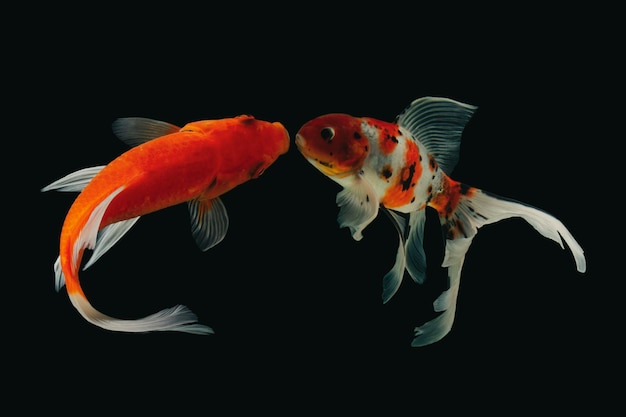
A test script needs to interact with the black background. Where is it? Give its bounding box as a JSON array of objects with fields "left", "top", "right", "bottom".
[{"left": 13, "top": 5, "right": 618, "bottom": 414}]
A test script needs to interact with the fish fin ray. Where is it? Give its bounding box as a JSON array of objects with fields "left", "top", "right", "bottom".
[
  {"left": 395, "top": 96, "right": 477, "bottom": 175},
  {"left": 65, "top": 185, "right": 213, "bottom": 335},
  {"left": 112, "top": 117, "right": 181, "bottom": 147},
  {"left": 54, "top": 256, "right": 65, "bottom": 292},
  {"left": 335, "top": 175, "right": 379, "bottom": 241},
  {"left": 405, "top": 210, "right": 428, "bottom": 284},
  {"left": 412, "top": 238, "right": 470, "bottom": 347},
  {"left": 188, "top": 196, "right": 229, "bottom": 251},
  {"left": 445, "top": 188, "right": 586, "bottom": 273},
  {"left": 83, "top": 216, "right": 141, "bottom": 270},
  {"left": 41, "top": 166, "right": 106, "bottom": 192},
  {"left": 380, "top": 208, "right": 408, "bottom": 303},
  {"left": 74, "top": 186, "right": 125, "bottom": 269},
  {"left": 69, "top": 293, "right": 214, "bottom": 334},
  {"left": 412, "top": 185, "right": 587, "bottom": 347}
]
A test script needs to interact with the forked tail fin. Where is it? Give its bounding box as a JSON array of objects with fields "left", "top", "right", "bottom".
[{"left": 411, "top": 185, "right": 586, "bottom": 347}]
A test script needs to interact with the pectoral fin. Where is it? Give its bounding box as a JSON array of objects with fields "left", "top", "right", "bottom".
[
  {"left": 188, "top": 196, "right": 229, "bottom": 251},
  {"left": 335, "top": 175, "right": 379, "bottom": 241}
]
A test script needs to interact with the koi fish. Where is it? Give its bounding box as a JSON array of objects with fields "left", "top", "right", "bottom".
[
  {"left": 295, "top": 97, "right": 586, "bottom": 347},
  {"left": 42, "top": 115, "right": 290, "bottom": 334}
]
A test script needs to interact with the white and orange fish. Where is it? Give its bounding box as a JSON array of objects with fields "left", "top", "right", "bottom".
[
  {"left": 42, "top": 115, "right": 290, "bottom": 334},
  {"left": 295, "top": 97, "right": 586, "bottom": 347}
]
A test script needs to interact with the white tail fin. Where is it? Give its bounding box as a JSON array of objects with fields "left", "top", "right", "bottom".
[
  {"left": 63, "top": 186, "right": 213, "bottom": 335},
  {"left": 451, "top": 189, "right": 586, "bottom": 273},
  {"left": 68, "top": 292, "right": 213, "bottom": 334},
  {"left": 411, "top": 187, "right": 586, "bottom": 347}
]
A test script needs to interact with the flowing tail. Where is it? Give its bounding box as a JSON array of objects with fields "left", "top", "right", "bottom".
[
  {"left": 58, "top": 186, "right": 213, "bottom": 335},
  {"left": 411, "top": 184, "right": 586, "bottom": 347}
]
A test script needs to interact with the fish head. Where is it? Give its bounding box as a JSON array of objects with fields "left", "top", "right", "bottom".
[
  {"left": 295, "top": 113, "right": 369, "bottom": 179},
  {"left": 233, "top": 115, "right": 290, "bottom": 178}
]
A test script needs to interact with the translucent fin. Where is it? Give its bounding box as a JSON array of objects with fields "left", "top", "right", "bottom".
[
  {"left": 69, "top": 293, "right": 214, "bottom": 335},
  {"left": 380, "top": 208, "right": 428, "bottom": 303},
  {"left": 411, "top": 183, "right": 587, "bottom": 347},
  {"left": 41, "top": 166, "right": 105, "bottom": 192},
  {"left": 54, "top": 256, "right": 65, "bottom": 292},
  {"left": 73, "top": 186, "right": 126, "bottom": 267},
  {"left": 446, "top": 188, "right": 586, "bottom": 273},
  {"left": 63, "top": 184, "right": 213, "bottom": 335},
  {"left": 405, "top": 210, "right": 428, "bottom": 284},
  {"left": 411, "top": 238, "right": 471, "bottom": 347},
  {"left": 112, "top": 117, "right": 181, "bottom": 148},
  {"left": 380, "top": 208, "right": 408, "bottom": 303},
  {"left": 395, "top": 96, "right": 477, "bottom": 175},
  {"left": 83, "top": 216, "right": 141, "bottom": 270},
  {"left": 335, "top": 175, "right": 379, "bottom": 241},
  {"left": 187, "top": 196, "right": 229, "bottom": 251}
]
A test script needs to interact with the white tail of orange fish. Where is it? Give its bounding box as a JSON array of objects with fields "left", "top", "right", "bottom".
[{"left": 58, "top": 185, "right": 213, "bottom": 335}]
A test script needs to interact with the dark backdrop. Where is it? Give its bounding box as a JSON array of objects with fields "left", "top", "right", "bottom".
[{"left": 13, "top": 5, "right": 617, "bottom": 414}]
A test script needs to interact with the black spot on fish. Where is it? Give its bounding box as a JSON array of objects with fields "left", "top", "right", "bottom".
[
  {"left": 400, "top": 162, "right": 416, "bottom": 191},
  {"left": 317, "top": 160, "right": 333, "bottom": 168},
  {"left": 429, "top": 155, "right": 437, "bottom": 170},
  {"left": 366, "top": 195, "right": 370, "bottom": 202},
  {"left": 381, "top": 166, "right": 392, "bottom": 179},
  {"left": 411, "top": 197, "right": 415, "bottom": 203},
  {"left": 473, "top": 210, "right": 488, "bottom": 220},
  {"left": 354, "top": 132, "right": 361, "bottom": 139},
  {"left": 364, "top": 145, "right": 368, "bottom": 151},
  {"left": 385, "top": 133, "right": 398, "bottom": 143}
]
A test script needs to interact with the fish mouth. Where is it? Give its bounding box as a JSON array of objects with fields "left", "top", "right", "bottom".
[
  {"left": 295, "top": 133, "right": 305, "bottom": 150},
  {"left": 295, "top": 133, "right": 342, "bottom": 176}
]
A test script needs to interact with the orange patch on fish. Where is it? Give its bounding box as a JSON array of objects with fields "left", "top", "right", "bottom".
[
  {"left": 381, "top": 139, "right": 422, "bottom": 207},
  {"left": 430, "top": 179, "right": 477, "bottom": 219},
  {"left": 370, "top": 119, "right": 401, "bottom": 155}
]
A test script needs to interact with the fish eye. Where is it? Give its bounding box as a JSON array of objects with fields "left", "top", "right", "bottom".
[{"left": 320, "top": 127, "right": 335, "bottom": 142}]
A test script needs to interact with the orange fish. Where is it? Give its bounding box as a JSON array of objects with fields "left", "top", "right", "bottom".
[
  {"left": 42, "top": 115, "right": 290, "bottom": 334},
  {"left": 295, "top": 97, "right": 586, "bottom": 347}
]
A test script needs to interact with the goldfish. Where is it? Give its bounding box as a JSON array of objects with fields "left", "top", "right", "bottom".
[
  {"left": 42, "top": 115, "right": 290, "bottom": 334},
  {"left": 295, "top": 97, "right": 586, "bottom": 347}
]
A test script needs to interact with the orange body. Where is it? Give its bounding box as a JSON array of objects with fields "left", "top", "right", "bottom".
[{"left": 47, "top": 115, "right": 289, "bottom": 334}]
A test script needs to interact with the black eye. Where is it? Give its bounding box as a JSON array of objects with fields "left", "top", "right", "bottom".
[{"left": 320, "top": 127, "right": 334, "bottom": 142}]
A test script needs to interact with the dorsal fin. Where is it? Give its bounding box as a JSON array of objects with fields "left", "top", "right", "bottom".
[
  {"left": 394, "top": 97, "right": 477, "bottom": 175},
  {"left": 112, "top": 117, "right": 181, "bottom": 147}
]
